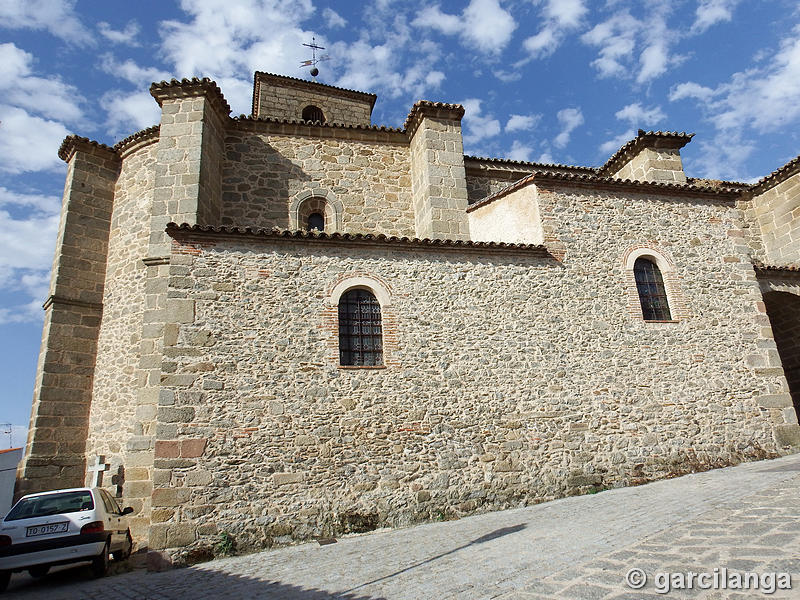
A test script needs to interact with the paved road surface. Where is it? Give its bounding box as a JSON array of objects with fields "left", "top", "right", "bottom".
[{"left": 5, "top": 452, "right": 800, "bottom": 599}]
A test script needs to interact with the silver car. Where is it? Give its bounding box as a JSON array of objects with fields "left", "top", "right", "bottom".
[{"left": 0, "top": 487, "right": 133, "bottom": 591}]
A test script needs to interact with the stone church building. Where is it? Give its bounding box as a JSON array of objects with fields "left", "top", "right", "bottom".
[{"left": 16, "top": 72, "right": 800, "bottom": 562}]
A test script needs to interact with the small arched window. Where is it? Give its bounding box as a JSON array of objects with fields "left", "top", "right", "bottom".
[
  {"left": 302, "top": 105, "right": 326, "bottom": 123},
  {"left": 634, "top": 257, "right": 672, "bottom": 321},
  {"left": 338, "top": 289, "right": 383, "bottom": 366},
  {"left": 307, "top": 212, "right": 324, "bottom": 231}
]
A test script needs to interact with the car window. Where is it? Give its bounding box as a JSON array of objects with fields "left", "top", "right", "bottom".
[
  {"left": 5, "top": 490, "right": 94, "bottom": 521},
  {"left": 98, "top": 489, "right": 117, "bottom": 514}
]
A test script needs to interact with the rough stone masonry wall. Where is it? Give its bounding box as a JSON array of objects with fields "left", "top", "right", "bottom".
[
  {"left": 148, "top": 185, "right": 788, "bottom": 558},
  {"left": 613, "top": 147, "right": 687, "bottom": 184},
  {"left": 85, "top": 141, "right": 158, "bottom": 517},
  {"left": 750, "top": 172, "right": 800, "bottom": 264},
  {"left": 256, "top": 84, "right": 372, "bottom": 126},
  {"left": 17, "top": 145, "right": 117, "bottom": 498},
  {"left": 408, "top": 116, "right": 470, "bottom": 239},
  {"left": 220, "top": 130, "right": 415, "bottom": 236}
]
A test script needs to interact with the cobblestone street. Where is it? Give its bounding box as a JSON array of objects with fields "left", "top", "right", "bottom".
[{"left": 5, "top": 453, "right": 799, "bottom": 599}]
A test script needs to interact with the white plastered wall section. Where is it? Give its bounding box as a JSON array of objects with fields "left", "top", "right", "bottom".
[{"left": 468, "top": 184, "right": 544, "bottom": 245}]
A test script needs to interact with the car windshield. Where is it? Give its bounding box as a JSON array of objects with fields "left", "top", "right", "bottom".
[{"left": 5, "top": 491, "right": 94, "bottom": 521}]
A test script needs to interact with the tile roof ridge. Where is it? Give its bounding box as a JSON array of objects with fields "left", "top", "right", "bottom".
[
  {"left": 165, "top": 222, "right": 550, "bottom": 253},
  {"left": 150, "top": 77, "right": 231, "bottom": 116},
  {"left": 231, "top": 114, "right": 405, "bottom": 133},
  {"left": 58, "top": 135, "right": 118, "bottom": 162},
  {"left": 465, "top": 155, "right": 597, "bottom": 172},
  {"left": 750, "top": 154, "right": 800, "bottom": 195},
  {"left": 597, "top": 129, "right": 694, "bottom": 176},
  {"left": 253, "top": 71, "right": 377, "bottom": 101},
  {"left": 114, "top": 125, "right": 160, "bottom": 153}
]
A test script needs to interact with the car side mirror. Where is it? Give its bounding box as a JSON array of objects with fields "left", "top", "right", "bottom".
[{"left": 121, "top": 506, "right": 134, "bottom": 515}]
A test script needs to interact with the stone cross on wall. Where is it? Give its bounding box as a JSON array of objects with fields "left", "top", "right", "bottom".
[{"left": 88, "top": 455, "right": 109, "bottom": 487}]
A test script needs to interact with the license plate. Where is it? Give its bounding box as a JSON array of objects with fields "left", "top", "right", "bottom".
[{"left": 26, "top": 522, "right": 69, "bottom": 537}]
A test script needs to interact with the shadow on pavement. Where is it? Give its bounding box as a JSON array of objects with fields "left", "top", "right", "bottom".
[
  {"left": 3, "top": 524, "right": 526, "bottom": 599},
  {"left": 335, "top": 523, "right": 527, "bottom": 597}
]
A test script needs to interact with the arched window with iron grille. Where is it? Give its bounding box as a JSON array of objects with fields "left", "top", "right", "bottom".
[
  {"left": 338, "top": 289, "right": 383, "bottom": 366},
  {"left": 302, "top": 105, "right": 326, "bottom": 123},
  {"left": 634, "top": 257, "right": 672, "bottom": 320}
]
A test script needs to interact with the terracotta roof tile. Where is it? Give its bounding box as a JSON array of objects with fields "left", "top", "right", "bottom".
[
  {"left": 166, "top": 222, "right": 551, "bottom": 255},
  {"left": 753, "top": 261, "right": 800, "bottom": 275},
  {"left": 750, "top": 154, "right": 800, "bottom": 195},
  {"left": 114, "top": 125, "right": 160, "bottom": 155},
  {"left": 467, "top": 169, "right": 741, "bottom": 213},
  {"left": 252, "top": 71, "right": 377, "bottom": 114},
  {"left": 150, "top": 77, "right": 231, "bottom": 116},
  {"left": 231, "top": 115, "right": 405, "bottom": 134},
  {"left": 597, "top": 129, "right": 694, "bottom": 176},
  {"left": 464, "top": 155, "right": 597, "bottom": 173},
  {"left": 57, "top": 135, "right": 117, "bottom": 162},
  {"left": 404, "top": 101, "right": 465, "bottom": 134}
]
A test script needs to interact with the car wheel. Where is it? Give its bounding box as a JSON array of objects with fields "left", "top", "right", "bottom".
[
  {"left": 91, "top": 541, "right": 110, "bottom": 578},
  {"left": 112, "top": 531, "right": 133, "bottom": 561},
  {"left": 28, "top": 565, "right": 49, "bottom": 578},
  {"left": 0, "top": 570, "right": 9, "bottom": 593}
]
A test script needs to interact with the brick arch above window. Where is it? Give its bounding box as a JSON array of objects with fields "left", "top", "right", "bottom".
[
  {"left": 328, "top": 274, "right": 392, "bottom": 308},
  {"left": 289, "top": 189, "right": 343, "bottom": 232},
  {"left": 622, "top": 245, "right": 688, "bottom": 322}
]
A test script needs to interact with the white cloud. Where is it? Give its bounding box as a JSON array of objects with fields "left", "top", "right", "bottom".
[
  {"left": 100, "top": 54, "right": 172, "bottom": 87},
  {"left": 97, "top": 20, "right": 141, "bottom": 45},
  {"left": 544, "top": 0, "right": 587, "bottom": 28},
  {"left": 523, "top": 29, "right": 558, "bottom": 59},
  {"left": 638, "top": 41, "right": 669, "bottom": 83},
  {"left": 0, "top": 105, "right": 69, "bottom": 174},
  {"left": 0, "top": 187, "right": 60, "bottom": 324},
  {"left": 712, "top": 30, "right": 800, "bottom": 133},
  {"left": 599, "top": 129, "right": 636, "bottom": 155},
  {"left": 0, "top": 43, "right": 84, "bottom": 124},
  {"left": 581, "top": 11, "right": 639, "bottom": 78},
  {"left": 0, "top": 0, "right": 93, "bottom": 43},
  {"left": 463, "top": 0, "right": 516, "bottom": 54},
  {"left": 692, "top": 0, "right": 740, "bottom": 34},
  {"left": 505, "top": 114, "right": 540, "bottom": 132},
  {"left": 615, "top": 102, "right": 665, "bottom": 126},
  {"left": 412, "top": 0, "right": 516, "bottom": 55},
  {"left": 322, "top": 8, "right": 346, "bottom": 29},
  {"left": 581, "top": 8, "right": 680, "bottom": 84},
  {"left": 100, "top": 91, "right": 162, "bottom": 138},
  {"left": 0, "top": 187, "right": 60, "bottom": 213},
  {"left": 669, "top": 81, "right": 714, "bottom": 102},
  {"left": 508, "top": 140, "right": 534, "bottom": 162},
  {"left": 669, "top": 27, "right": 800, "bottom": 178},
  {"left": 461, "top": 98, "right": 501, "bottom": 148},
  {"left": 523, "top": 0, "right": 586, "bottom": 59},
  {"left": 413, "top": 5, "right": 462, "bottom": 35},
  {"left": 537, "top": 151, "right": 554, "bottom": 164},
  {"left": 554, "top": 107, "right": 584, "bottom": 148},
  {"left": 159, "top": 0, "right": 315, "bottom": 104}
]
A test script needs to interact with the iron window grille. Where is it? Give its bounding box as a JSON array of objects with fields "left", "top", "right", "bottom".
[
  {"left": 302, "top": 105, "right": 326, "bottom": 124},
  {"left": 338, "top": 289, "right": 383, "bottom": 366},
  {"left": 634, "top": 257, "right": 672, "bottom": 320}
]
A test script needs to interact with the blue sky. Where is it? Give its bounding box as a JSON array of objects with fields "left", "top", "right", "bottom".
[{"left": 1, "top": 0, "right": 800, "bottom": 448}]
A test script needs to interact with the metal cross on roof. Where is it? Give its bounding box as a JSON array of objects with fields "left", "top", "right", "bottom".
[{"left": 300, "top": 36, "right": 330, "bottom": 79}]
